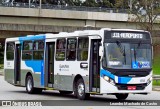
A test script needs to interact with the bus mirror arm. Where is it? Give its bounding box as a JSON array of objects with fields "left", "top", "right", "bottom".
[{"left": 99, "top": 46, "right": 103, "bottom": 61}]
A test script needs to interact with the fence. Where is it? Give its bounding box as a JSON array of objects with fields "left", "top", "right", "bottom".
[{"left": 0, "top": 2, "right": 128, "bottom": 13}]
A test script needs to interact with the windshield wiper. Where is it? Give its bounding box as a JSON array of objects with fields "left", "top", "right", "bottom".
[
  {"left": 116, "top": 41, "right": 126, "bottom": 64},
  {"left": 134, "top": 46, "right": 137, "bottom": 62},
  {"left": 123, "top": 46, "right": 126, "bottom": 64},
  {"left": 137, "top": 41, "right": 142, "bottom": 49},
  {"left": 134, "top": 41, "right": 142, "bottom": 62}
]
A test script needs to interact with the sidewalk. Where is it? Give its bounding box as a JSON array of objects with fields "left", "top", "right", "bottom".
[
  {"left": 0, "top": 69, "right": 3, "bottom": 75},
  {"left": 153, "top": 86, "right": 160, "bottom": 91}
]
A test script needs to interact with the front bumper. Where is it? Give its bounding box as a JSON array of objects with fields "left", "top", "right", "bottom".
[{"left": 100, "top": 76, "right": 152, "bottom": 94}]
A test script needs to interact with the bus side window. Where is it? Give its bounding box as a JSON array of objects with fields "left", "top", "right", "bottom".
[
  {"left": 77, "top": 38, "right": 89, "bottom": 61},
  {"left": 6, "top": 42, "right": 15, "bottom": 60},
  {"left": 66, "top": 38, "right": 77, "bottom": 61},
  {"left": 23, "top": 41, "right": 33, "bottom": 50},
  {"left": 33, "top": 40, "right": 44, "bottom": 60},
  {"left": 56, "top": 38, "right": 66, "bottom": 61},
  {"left": 22, "top": 41, "right": 33, "bottom": 60}
]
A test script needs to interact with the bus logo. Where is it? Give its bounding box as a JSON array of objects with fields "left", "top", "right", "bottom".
[
  {"left": 59, "top": 64, "right": 69, "bottom": 71},
  {"left": 138, "top": 62, "right": 150, "bottom": 68},
  {"left": 132, "top": 61, "right": 150, "bottom": 69}
]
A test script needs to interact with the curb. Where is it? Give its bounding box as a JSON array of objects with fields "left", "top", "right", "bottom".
[{"left": 153, "top": 86, "right": 160, "bottom": 91}]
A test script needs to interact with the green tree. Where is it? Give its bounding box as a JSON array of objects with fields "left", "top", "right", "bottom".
[
  {"left": 129, "top": 0, "right": 160, "bottom": 35},
  {"left": 99, "top": 0, "right": 113, "bottom": 8},
  {"left": 73, "top": 0, "right": 82, "bottom": 6},
  {"left": 114, "top": 0, "right": 129, "bottom": 9},
  {"left": 83, "top": 0, "right": 97, "bottom": 7},
  {"left": 0, "top": 42, "right": 4, "bottom": 64},
  {"left": 66, "top": 0, "right": 74, "bottom": 6}
]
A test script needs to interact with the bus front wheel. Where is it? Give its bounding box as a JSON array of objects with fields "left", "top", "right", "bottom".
[
  {"left": 115, "top": 93, "right": 128, "bottom": 100},
  {"left": 75, "top": 78, "right": 90, "bottom": 100}
]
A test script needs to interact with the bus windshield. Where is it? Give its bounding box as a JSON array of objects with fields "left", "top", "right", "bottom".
[{"left": 104, "top": 43, "right": 152, "bottom": 69}]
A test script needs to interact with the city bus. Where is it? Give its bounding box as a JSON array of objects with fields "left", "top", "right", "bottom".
[{"left": 4, "top": 28, "right": 152, "bottom": 100}]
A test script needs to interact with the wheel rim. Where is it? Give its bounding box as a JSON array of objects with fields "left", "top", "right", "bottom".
[
  {"left": 78, "top": 83, "right": 84, "bottom": 97},
  {"left": 27, "top": 78, "right": 32, "bottom": 92}
]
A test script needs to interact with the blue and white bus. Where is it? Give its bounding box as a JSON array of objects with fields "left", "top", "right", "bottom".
[{"left": 4, "top": 28, "right": 152, "bottom": 100}]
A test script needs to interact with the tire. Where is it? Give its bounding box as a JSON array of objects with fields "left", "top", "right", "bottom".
[
  {"left": 59, "top": 91, "right": 73, "bottom": 95},
  {"left": 75, "top": 78, "right": 90, "bottom": 100},
  {"left": 26, "top": 75, "right": 35, "bottom": 94},
  {"left": 26, "top": 75, "right": 43, "bottom": 94},
  {"left": 115, "top": 93, "right": 128, "bottom": 100}
]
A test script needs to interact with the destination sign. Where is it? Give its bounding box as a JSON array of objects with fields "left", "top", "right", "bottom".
[{"left": 111, "top": 33, "right": 145, "bottom": 39}]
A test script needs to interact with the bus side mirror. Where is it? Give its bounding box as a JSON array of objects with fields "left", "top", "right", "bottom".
[{"left": 99, "top": 46, "right": 103, "bottom": 61}]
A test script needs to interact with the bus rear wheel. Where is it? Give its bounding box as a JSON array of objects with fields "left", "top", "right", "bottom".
[
  {"left": 115, "top": 93, "right": 128, "bottom": 100},
  {"left": 26, "top": 75, "right": 34, "bottom": 94},
  {"left": 26, "top": 75, "right": 42, "bottom": 94},
  {"left": 75, "top": 78, "right": 90, "bottom": 100}
]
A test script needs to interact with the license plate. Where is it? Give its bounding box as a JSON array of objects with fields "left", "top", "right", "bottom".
[{"left": 127, "top": 86, "right": 136, "bottom": 90}]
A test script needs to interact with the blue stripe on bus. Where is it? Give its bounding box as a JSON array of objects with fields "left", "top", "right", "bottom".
[
  {"left": 118, "top": 77, "right": 132, "bottom": 84},
  {"left": 25, "top": 60, "right": 43, "bottom": 72},
  {"left": 19, "top": 35, "right": 45, "bottom": 41},
  {"left": 100, "top": 69, "right": 132, "bottom": 84},
  {"left": 41, "top": 61, "right": 44, "bottom": 86},
  {"left": 25, "top": 60, "right": 44, "bottom": 86},
  {"left": 100, "top": 69, "right": 115, "bottom": 80}
]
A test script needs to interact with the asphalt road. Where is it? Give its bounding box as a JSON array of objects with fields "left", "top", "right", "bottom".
[{"left": 0, "top": 75, "right": 160, "bottom": 109}]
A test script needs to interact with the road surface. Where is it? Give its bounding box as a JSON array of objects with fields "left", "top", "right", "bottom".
[{"left": 0, "top": 75, "right": 160, "bottom": 109}]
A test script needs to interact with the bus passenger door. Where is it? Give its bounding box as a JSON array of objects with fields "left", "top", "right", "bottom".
[
  {"left": 14, "top": 44, "right": 21, "bottom": 85},
  {"left": 45, "top": 42, "right": 55, "bottom": 87},
  {"left": 89, "top": 39, "right": 101, "bottom": 92}
]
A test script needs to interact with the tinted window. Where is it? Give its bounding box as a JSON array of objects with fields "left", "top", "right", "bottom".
[
  {"left": 6, "top": 42, "right": 15, "bottom": 60},
  {"left": 33, "top": 40, "right": 44, "bottom": 60},
  {"left": 22, "top": 41, "right": 33, "bottom": 60},
  {"left": 23, "top": 41, "right": 33, "bottom": 50},
  {"left": 22, "top": 51, "right": 32, "bottom": 60},
  {"left": 56, "top": 38, "right": 66, "bottom": 61},
  {"left": 33, "top": 40, "right": 44, "bottom": 50},
  {"left": 77, "top": 38, "right": 89, "bottom": 61},
  {"left": 66, "top": 38, "right": 77, "bottom": 60}
]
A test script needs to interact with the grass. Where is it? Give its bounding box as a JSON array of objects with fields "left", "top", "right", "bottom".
[
  {"left": 153, "top": 80, "right": 160, "bottom": 86},
  {"left": 153, "top": 56, "right": 160, "bottom": 75},
  {"left": 0, "top": 64, "right": 3, "bottom": 69},
  {"left": 152, "top": 56, "right": 160, "bottom": 86}
]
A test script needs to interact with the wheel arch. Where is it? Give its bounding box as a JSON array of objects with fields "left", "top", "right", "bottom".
[{"left": 73, "top": 74, "right": 83, "bottom": 91}]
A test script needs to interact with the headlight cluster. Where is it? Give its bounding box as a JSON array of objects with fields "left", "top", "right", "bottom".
[
  {"left": 103, "top": 76, "right": 115, "bottom": 85},
  {"left": 147, "top": 77, "right": 152, "bottom": 85}
]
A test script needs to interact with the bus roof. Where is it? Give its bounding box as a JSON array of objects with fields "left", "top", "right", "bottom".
[{"left": 5, "top": 28, "right": 150, "bottom": 42}]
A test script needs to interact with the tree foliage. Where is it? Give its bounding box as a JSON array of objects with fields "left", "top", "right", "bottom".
[
  {"left": 114, "top": 0, "right": 129, "bottom": 9},
  {"left": 0, "top": 42, "right": 4, "bottom": 64},
  {"left": 129, "top": 0, "right": 160, "bottom": 35}
]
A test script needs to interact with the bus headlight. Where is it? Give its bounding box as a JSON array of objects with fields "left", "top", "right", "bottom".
[
  {"left": 103, "top": 76, "right": 115, "bottom": 85},
  {"left": 103, "top": 76, "right": 110, "bottom": 81},
  {"left": 147, "top": 77, "right": 152, "bottom": 85}
]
